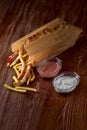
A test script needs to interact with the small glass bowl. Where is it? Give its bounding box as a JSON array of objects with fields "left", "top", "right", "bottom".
[
  {"left": 52, "top": 72, "right": 80, "bottom": 93},
  {"left": 36, "top": 57, "right": 62, "bottom": 78}
]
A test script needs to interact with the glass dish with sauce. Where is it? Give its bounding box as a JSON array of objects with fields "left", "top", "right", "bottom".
[
  {"left": 52, "top": 72, "right": 80, "bottom": 93},
  {"left": 36, "top": 57, "right": 62, "bottom": 78}
]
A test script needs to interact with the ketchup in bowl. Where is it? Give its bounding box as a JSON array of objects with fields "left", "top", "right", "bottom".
[{"left": 36, "top": 57, "right": 62, "bottom": 78}]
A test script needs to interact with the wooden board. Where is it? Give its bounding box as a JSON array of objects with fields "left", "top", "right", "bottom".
[{"left": 1, "top": 0, "right": 87, "bottom": 130}]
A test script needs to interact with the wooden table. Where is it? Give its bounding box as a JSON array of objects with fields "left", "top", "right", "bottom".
[{"left": 0, "top": 0, "right": 87, "bottom": 130}]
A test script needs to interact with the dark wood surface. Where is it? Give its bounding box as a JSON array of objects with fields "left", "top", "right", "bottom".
[{"left": 0, "top": 0, "right": 87, "bottom": 130}]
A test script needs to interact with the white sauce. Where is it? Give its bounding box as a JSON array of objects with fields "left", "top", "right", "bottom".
[{"left": 53, "top": 75, "right": 79, "bottom": 93}]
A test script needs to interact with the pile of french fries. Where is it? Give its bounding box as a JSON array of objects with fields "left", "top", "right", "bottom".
[{"left": 4, "top": 47, "right": 37, "bottom": 93}]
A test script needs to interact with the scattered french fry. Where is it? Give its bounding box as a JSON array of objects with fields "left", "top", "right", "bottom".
[
  {"left": 15, "top": 86, "right": 37, "bottom": 92},
  {"left": 4, "top": 84, "right": 26, "bottom": 93}
]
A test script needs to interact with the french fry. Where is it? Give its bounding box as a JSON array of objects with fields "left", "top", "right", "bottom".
[
  {"left": 14, "top": 63, "right": 22, "bottom": 68},
  {"left": 15, "top": 86, "right": 37, "bottom": 92},
  {"left": 10, "top": 55, "right": 19, "bottom": 67},
  {"left": 27, "top": 75, "right": 31, "bottom": 85},
  {"left": 22, "top": 53, "right": 28, "bottom": 58},
  {"left": 13, "top": 76, "right": 19, "bottom": 83},
  {"left": 13, "top": 66, "right": 20, "bottom": 77},
  {"left": 30, "top": 75, "right": 35, "bottom": 82},
  {"left": 4, "top": 84, "right": 26, "bottom": 93}
]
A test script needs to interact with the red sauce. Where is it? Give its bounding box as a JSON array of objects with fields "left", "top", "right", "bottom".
[{"left": 38, "top": 61, "right": 61, "bottom": 78}]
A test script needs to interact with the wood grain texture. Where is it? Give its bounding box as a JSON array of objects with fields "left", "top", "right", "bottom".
[{"left": 0, "top": 0, "right": 87, "bottom": 130}]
